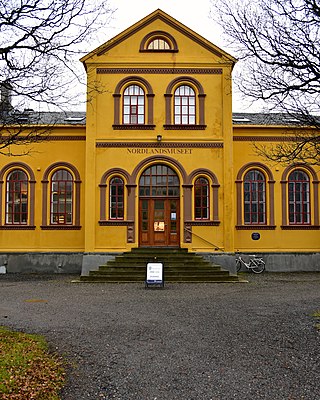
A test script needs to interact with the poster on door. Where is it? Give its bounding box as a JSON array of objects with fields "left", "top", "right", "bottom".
[{"left": 154, "top": 221, "right": 165, "bottom": 231}]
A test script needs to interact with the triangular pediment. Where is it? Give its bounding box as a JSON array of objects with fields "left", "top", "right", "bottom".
[{"left": 81, "top": 9, "right": 236, "bottom": 66}]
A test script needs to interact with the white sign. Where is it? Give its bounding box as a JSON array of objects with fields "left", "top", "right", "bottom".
[{"left": 146, "top": 262, "right": 163, "bottom": 284}]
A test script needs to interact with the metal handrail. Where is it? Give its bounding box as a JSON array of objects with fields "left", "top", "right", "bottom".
[{"left": 184, "top": 227, "right": 224, "bottom": 252}]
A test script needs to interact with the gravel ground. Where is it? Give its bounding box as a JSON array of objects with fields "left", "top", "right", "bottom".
[{"left": 0, "top": 272, "right": 319, "bottom": 400}]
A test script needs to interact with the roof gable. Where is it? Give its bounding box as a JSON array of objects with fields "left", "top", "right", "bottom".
[{"left": 81, "top": 9, "right": 236, "bottom": 65}]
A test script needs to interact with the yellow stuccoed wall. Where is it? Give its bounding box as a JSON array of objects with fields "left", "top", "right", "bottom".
[
  {"left": 82, "top": 11, "right": 236, "bottom": 253},
  {"left": 233, "top": 126, "right": 320, "bottom": 252},
  {"left": 0, "top": 127, "right": 86, "bottom": 251}
]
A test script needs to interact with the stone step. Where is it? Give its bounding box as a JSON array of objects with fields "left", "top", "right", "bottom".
[
  {"left": 81, "top": 274, "right": 239, "bottom": 283},
  {"left": 103, "top": 260, "right": 217, "bottom": 268},
  {"left": 96, "top": 265, "right": 223, "bottom": 273},
  {"left": 80, "top": 248, "right": 241, "bottom": 283},
  {"left": 90, "top": 268, "right": 228, "bottom": 276}
]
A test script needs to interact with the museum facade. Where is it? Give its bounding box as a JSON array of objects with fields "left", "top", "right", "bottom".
[{"left": 0, "top": 10, "right": 319, "bottom": 274}]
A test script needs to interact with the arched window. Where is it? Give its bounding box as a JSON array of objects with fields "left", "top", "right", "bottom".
[
  {"left": 50, "top": 169, "right": 73, "bottom": 225},
  {"left": 139, "top": 164, "right": 180, "bottom": 197},
  {"left": 244, "top": 170, "right": 266, "bottom": 224},
  {"left": 6, "top": 169, "right": 28, "bottom": 224},
  {"left": 288, "top": 170, "right": 310, "bottom": 224},
  {"left": 194, "top": 177, "right": 209, "bottom": 220},
  {"left": 174, "top": 85, "right": 196, "bottom": 125},
  {"left": 164, "top": 78, "right": 205, "bottom": 129},
  {"left": 140, "top": 31, "right": 178, "bottom": 52},
  {"left": 109, "top": 177, "right": 124, "bottom": 220},
  {"left": 123, "top": 85, "right": 145, "bottom": 125},
  {"left": 147, "top": 38, "right": 170, "bottom": 50}
]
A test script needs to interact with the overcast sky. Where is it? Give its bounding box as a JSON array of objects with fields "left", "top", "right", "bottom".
[{"left": 104, "top": 0, "right": 225, "bottom": 49}]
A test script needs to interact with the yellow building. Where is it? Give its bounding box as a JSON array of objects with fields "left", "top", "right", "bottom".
[{"left": 0, "top": 10, "right": 319, "bottom": 274}]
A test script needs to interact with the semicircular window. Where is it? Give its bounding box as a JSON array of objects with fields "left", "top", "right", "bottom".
[
  {"left": 139, "top": 164, "right": 180, "bottom": 197},
  {"left": 147, "top": 38, "right": 170, "bottom": 50}
]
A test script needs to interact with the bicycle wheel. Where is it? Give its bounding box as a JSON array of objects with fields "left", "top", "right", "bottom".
[
  {"left": 236, "top": 259, "right": 242, "bottom": 272},
  {"left": 251, "top": 259, "right": 265, "bottom": 274}
]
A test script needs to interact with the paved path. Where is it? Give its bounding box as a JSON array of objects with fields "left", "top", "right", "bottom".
[{"left": 0, "top": 273, "right": 319, "bottom": 399}]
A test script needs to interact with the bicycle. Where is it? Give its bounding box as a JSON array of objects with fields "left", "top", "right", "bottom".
[{"left": 235, "top": 254, "right": 265, "bottom": 274}]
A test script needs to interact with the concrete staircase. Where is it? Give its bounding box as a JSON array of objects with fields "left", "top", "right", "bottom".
[{"left": 80, "top": 248, "right": 241, "bottom": 283}]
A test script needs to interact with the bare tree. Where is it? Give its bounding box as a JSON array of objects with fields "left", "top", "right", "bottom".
[
  {"left": 0, "top": 0, "right": 113, "bottom": 155},
  {"left": 211, "top": 0, "right": 320, "bottom": 165}
]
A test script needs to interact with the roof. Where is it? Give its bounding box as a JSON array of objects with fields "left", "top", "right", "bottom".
[
  {"left": 232, "top": 113, "right": 320, "bottom": 126},
  {"left": 0, "top": 110, "right": 86, "bottom": 126},
  {"left": 1, "top": 110, "right": 318, "bottom": 127}
]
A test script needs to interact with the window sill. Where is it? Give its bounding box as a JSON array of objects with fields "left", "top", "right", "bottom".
[
  {"left": 0, "top": 225, "right": 36, "bottom": 230},
  {"left": 112, "top": 124, "right": 155, "bottom": 130},
  {"left": 236, "top": 225, "right": 276, "bottom": 230},
  {"left": 163, "top": 124, "right": 206, "bottom": 130},
  {"left": 281, "top": 225, "right": 320, "bottom": 230},
  {"left": 41, "top": 225, "right": 81, "bottom": 230}
]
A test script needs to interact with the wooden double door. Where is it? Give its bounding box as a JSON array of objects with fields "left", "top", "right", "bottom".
[{"left": 139, "top": 198, "right": 180, "bottom": 247}]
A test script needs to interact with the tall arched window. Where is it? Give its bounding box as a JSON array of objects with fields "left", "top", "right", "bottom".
[
  {"left": 50, "top": 169, "right": 73, "bottom": 224},
  {"left": 174, "top": 85, "right": 196, "bottom": 125},
  {"left": 109, "top": 177, "right": 124, "bottom": 220},
  {"left": 123, "top": 85, "right": 145, "bottom": 124},
  {"left": 194, "top": 177, "right": 209, "bottom": 220},
  {"left": 288, "top": 170, "right": 310, "bottom": 224},
  {"left": 6, "top": 169, "right": 28, "bottom": 224},
  {"left": 244, "top": 170, "right": 266, "bottom": 224}
]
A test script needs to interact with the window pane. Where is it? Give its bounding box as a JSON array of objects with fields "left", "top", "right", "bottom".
[
  {"left": 123, "top": 85, "right": 145, "bottom": 125},
  {"left": 6, "top": 169, "right": 28, "bottom": 224},
  {"left": 288, "top": 169, "right": 310, "bottom": 225},
  {"left": 194, "top": 177, "right": 209, "bottom": 220},
  {"left": 174, "top": 85, "right": 196, "bottom": 125},
  {"left": 109, "top": 177, "right": 124, "bottom": 219},
  {"left": 51, "top": 169, "right": 73, "bottom": 225},
  {"left": 243, "top": 169, "right": 266, "bottom": 225}
]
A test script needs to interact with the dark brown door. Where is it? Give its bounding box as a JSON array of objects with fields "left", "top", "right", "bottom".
[{"left": 139, "top": 198, "right": 180, "bottom": 247}]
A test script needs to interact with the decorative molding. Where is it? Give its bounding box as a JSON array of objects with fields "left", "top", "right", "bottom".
[
  {"left": 184, "top": 223, "right": 192, "bottom": 243},
  {"left": 163, "top": 124, "right": 207, "bottom": 130},
  {"left": 40, "top": 225, "right": 81, "bottom": 230},
  {"left": 281, "top": 225, "right": 320, "bottom": 230},
  {"left": 44, "top": 136, "right": 86, "bottom": 141},
  {"left": 112, "top": 124, "right": 155, "bottom": 130},
  {"left": 185, "top": 220, "right": 220, "bottom": 226},
  {"left": 0, "top": 225, "right": 36, "bottom": 230},
  {"left": 236, "top": 225, "right": 276, "bottom": 230},
  {"left": 233, "top": 136, "right": 295, "bottom": 142},
  {"left": 0, "top": 135, "right": 86, "bottom": 141},
  {"left": 99, "top": 220, "right": 134, "bottom": 226},
  {"left": 97, "top": 68, "right": 222, "bottom": 75},
  {"left": 96, "top": 142, "right": 223, "bottom": 148}
]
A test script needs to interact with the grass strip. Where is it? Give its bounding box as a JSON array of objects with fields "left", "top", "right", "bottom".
[
  {"left": 0, "top": 326, "right": 65, "bottom": 400},
  {"left": 311, "top": 311, "right": 320, "bottom": 331}
]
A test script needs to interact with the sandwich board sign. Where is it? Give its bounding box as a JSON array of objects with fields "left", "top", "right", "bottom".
[{"left": 145, "top": 261, "right": 164, "bottom": 288}]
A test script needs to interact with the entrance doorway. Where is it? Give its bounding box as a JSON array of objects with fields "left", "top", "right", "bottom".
[{"left": 139, "top": 164, "right": 180, "bottom": 247}]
